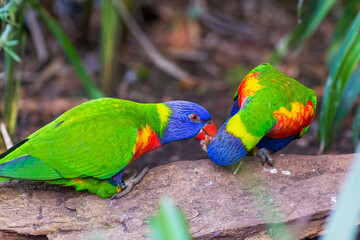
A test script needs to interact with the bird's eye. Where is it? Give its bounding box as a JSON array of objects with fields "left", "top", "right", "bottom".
[{"left": 189, "top": 113, "right": 200, "bottom": 122}]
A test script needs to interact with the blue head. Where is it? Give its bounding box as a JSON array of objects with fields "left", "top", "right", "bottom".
[{"left": 159, "top": 101, "right": 216, "bottom": 144}]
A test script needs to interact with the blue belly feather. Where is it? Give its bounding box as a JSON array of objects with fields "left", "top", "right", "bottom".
[{"left": 256, "top": 134, "right": 298, "bottom": 153}]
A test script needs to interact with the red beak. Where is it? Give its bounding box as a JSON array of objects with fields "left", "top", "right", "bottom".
[{"left": 195, "top": 120, "right": 217, "bottom": 140}]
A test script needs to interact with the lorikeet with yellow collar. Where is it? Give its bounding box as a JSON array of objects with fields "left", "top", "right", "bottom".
[{"left": 204, "top": 63, "right": 316, "bottom": 166}]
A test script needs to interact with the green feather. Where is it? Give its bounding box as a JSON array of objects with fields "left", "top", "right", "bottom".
[{"left": 0, "top": 155, "right": 62, "bottom": 180}]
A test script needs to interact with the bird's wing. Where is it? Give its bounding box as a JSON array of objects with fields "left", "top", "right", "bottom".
[
  {"left": 208, "top": 64, "right": 316, "bottom": 165},
  {"left": 232, "top": 65, "right": 316, "bottom": 140}
]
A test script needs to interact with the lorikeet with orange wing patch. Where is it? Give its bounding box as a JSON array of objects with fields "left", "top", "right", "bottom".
[
  {"left": 204, "top": 63, "right": 316, "bottom": 166},
  {"left": 0, "top": 98, "right": 216, "bottom": 198}
]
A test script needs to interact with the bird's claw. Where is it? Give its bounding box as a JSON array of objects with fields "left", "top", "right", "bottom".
[
  {"left": 120, "top": 180, "right": 126, "bottom": 190},
  {"left": 256, "top": 148, "right": 274, "bottom": 167},
  {"left": 111, "top": 167, "right": 150, "bottom": 200}
]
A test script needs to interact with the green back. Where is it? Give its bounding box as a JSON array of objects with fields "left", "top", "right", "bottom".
[{"left": 238, "top": 64, "right": 316, "bottom": 137}]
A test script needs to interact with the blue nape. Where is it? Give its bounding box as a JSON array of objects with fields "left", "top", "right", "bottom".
[
  {"left": 207, "top": 120, "right": 247, "bottom": 165},
  {"left": 256, "top": 134, "right": 298, "bottom": 153}
]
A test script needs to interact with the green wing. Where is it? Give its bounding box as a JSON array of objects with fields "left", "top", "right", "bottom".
[
  {"left": 0, "top": 155, "right": 62, "bottom": 180},
  {"left": 228, "top": 64, "right": 316, "bottom": 147},
  {"left": 0, "top": 98, "right": 148, "bottom": 180}
]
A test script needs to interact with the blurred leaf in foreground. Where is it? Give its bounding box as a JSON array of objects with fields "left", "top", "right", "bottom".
[
  {"left": 320, "top": 145, "right": 360, "bottom": 240},
  {"left": 149, "top": 197, "right": 192, "bottom": 240}
]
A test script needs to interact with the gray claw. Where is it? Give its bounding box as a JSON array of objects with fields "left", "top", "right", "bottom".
[
  {"left": 111, "top": 167, "right": 150, "bottom": 200},
  {"left": 256, "top": 148, "right": 273, "bottom": 167},
  {"left": 120, "top": 180, "right": 126, "bottom": 190}
]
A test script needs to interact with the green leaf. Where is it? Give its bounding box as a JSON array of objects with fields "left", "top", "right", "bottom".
[
  {"left": 101, "top": 0, "right": 121, "bottom": 95},
  {"left": 0, "top": 24, "right": 13, "bottom": 42},
  {"left": 3, "top": 0, "right": 27, "bottom": 136},
  {"left": 294, "top": 0, "right": 336, "bottom": 51},
  {"left": 320, "top": 147, "right": 360, "bottom": 240},
  {"left": 270, "top": 0, "right": 335, "bottom": 64},
  {"left": 327, "top": 0, "right": 360, "bottom": 64},
  {"left": 319, "top": 12, "right": 360, "bottom": 150},
  {"left": 5, "top": 40, "right": 18, "bottom": 46},
  {"left": 352, "top": 106, "right": 360, "bottom": 147},
  {"left": 4, "top": 1, "right": 18, "bottom": 14},
  {"left": 297, "top": 0, "right": 304, "bottom": 23},
  {"left": 0, "top": 16, "right": 19, "bottom": 26},
  {"left": 3, "top": 46, "right": 21, "bottom": 63},
  {"left": 149, "top": 198, "right": 192, "bottom": 240},
  {"left": 28, "top": 0, "right": 105, "bottom": 99},
  {"left": 0, "top": 1, "right": 16, "bottom": 14},
  {"left": 332, "top": 66, "right": 360, "bottom": 142}
]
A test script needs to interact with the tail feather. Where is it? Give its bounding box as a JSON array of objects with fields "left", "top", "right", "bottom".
[
  {"left": 0, "top": 155, "right": 62, "bottom": 180},
  {"left": 0, "top": 156, "right": 119, "bottom": 198},
  {"left": 0, "top": 139, "right": 28, "bottom": 163},
  {"left": 0, "top": 177, "right": 11, "bottom": 182}
]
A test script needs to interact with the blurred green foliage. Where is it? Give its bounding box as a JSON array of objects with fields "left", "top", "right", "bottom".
[
  {"left": 101, "top": 0, "right": 120, "bottom": 96},
  {"left": 270, "top": 0, "right": 336, "bottom": 64},
  {"left": 28, "top": 0, "right": 104, "bottom": 99},
  {"left": 149, "top": 197, "right": 192, "bottom": 240},
  {"left": 1, "top": 0, "right": 26, "bottom": 136},
  {"left": 320, "top": 12, "right": 360, "bottom": 150},
  {"left": 320, "top": 145, "right": 360, "bottom": 240}
]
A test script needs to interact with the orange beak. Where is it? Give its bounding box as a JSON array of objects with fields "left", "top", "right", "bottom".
[{"left": 195, "top": 120, "right": 217, "bottom": 140}]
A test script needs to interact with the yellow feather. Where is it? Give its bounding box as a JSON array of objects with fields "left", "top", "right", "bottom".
[
  {"left": 157, "top": 104, "right": 171, "bottom": 133},
  {"left": 226, "top": 114, "right": 261, "bottom": 150}
]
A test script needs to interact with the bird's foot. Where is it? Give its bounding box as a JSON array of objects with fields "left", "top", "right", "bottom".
[
  {"left": 256, "top": 148, "right": 273, "bottom": 167},
  {"left": 111, "top": 167, "right": 150, "bottom": 200}
]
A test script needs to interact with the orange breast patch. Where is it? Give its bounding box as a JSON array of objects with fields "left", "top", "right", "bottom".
[
  {"left": 266, "top": 101, "right": 315, "bottom": 138},
  {"left": 131, "top": 125, "right": 162, "bottom": 162}
]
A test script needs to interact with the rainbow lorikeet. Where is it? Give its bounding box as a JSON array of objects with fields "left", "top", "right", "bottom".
[
  {"left": 204, "top": 63, "right": 316, "bottom": 167},
  {"left": 0, "top": 98, "right": 216, "bottom": 198}
]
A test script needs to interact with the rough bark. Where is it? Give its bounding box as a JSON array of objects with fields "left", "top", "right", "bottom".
[{"left": 0, "top": 154, "right": 356, "bottom": 239}]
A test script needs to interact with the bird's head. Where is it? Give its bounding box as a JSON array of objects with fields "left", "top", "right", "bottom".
[{"left": 160, "top": 101, "right": 217, "bottom": 145}]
